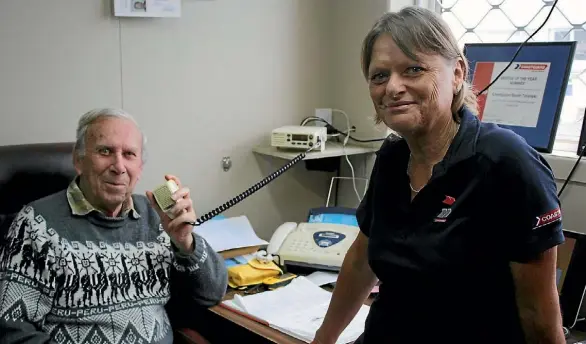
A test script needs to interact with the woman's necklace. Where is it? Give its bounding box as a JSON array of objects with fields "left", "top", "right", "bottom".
[
  {"left": 407, "top": 156, "right": 423, "bottom": 193},
  {"left": 407, "top": 123, "right": 460, "bottom": 194}
]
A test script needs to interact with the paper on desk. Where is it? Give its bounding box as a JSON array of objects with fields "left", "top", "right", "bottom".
[
  {"left": 223, "top": 276, "right": 369, "bottom": 343},
  {"left": 193, "top": 215, "right": 268, "bottom": 252},
  {"left": 306, "top": 271, "right": 339, "bottom": 286}
]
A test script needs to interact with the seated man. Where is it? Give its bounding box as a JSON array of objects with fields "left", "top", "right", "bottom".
[{"left": 0, "top": 108, "right": 228, "bottom": 343}]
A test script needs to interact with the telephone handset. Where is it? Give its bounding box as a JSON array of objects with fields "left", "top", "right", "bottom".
[
  {"left": 256, "top": 222, "right": 298, "bottom": 263},
  {"left": 152, "top": 141, "right": 321, "bottom": 226},
  {"left": 152, "top": 180, "right": 180, "bottom": 219}
]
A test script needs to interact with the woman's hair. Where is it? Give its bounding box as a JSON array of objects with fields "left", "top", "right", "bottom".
[{"left": 361, "top": 6, "right": 478, "bottom": 122}]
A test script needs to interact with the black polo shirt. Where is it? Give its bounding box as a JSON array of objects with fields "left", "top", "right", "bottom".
[{"left": 356, "top": 107, "right": 564, "bottom": 344}]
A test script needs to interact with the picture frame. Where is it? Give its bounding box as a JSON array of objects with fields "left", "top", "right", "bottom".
[{"left": 464, "top": 42, "right": 576, "bottom": 153}]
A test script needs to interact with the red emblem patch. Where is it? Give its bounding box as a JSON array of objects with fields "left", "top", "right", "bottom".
[
  {"left": 442, "top": 196, "right": 456, "bottom": 205},
  {"left": 534, "top": 208, "right": 562, "bottom": 229}
]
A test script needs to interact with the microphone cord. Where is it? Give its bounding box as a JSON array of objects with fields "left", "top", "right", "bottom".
[{"left": 186, "top": 140, "right": 321, "bottom": 227}]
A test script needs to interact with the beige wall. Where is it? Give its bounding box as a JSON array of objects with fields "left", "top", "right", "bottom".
[{"left": 0, "top": 0, "right": 334, "bottom": 240}]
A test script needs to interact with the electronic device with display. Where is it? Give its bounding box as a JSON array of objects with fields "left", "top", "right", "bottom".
[{"left": 271, "top": 125, "right": 327, "bottom": 152}]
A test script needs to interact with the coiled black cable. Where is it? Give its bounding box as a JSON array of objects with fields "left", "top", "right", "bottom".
[{"left": 186, "top": 141, "right": 321, "bottom": 227}]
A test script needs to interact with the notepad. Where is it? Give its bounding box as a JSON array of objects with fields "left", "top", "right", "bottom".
[
  {"left": 193, "top": 215, "right": 268, "bottom": 252},
  {"left": 223, "top": 276, "right": 369, "bottom": 344}
]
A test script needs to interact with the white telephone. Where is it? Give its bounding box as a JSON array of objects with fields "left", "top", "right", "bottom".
[{"left": 257, "top": 222, "right": 359, "bottom": 271}]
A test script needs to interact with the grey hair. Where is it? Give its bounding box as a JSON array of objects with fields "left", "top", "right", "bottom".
[
  {"left": 361, "top": 6, "right": 478, "bottom": 122},
  {"left": 74, "top": 107, "right": 148, "bottom": 162}
]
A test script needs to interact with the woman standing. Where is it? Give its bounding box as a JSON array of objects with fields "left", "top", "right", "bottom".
[{"left": 313, "top": 6, "right": 565, "bottom": 344}]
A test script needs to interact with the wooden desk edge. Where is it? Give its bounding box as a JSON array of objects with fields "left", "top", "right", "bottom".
[
  {"left": 217, "top": 302, "right": 269, "bottom": 326},
  {"left": 210, "top": 301, "right": 306, "bottom": 344}
]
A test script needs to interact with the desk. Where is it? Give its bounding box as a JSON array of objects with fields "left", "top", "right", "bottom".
[
  {"left": 208, "top": 286, "right": 374, "bottom": 343},
  {"left": 176, "top": 289, "right": 308, "bottom": 344},
  {"left": 210, "top": 291, "right": 305, "bottom": 344},
  {"left": 177, "top": 287, "right": 366, "bottom": 344},
  {"left": 178, "top": 289, "right": 586, "bottom": 344}
]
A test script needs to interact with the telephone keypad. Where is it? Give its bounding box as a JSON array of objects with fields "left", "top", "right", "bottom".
[{"left": 290, "top": 240, "right": 330, "bottom": 253}]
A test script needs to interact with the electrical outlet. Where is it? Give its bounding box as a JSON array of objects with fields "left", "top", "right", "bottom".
[{"left": 315, "top": 108, "right": 333, "bottom": 125}]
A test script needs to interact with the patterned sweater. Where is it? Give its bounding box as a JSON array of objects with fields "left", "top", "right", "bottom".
[{"left": 0, "top": 183, "right": 228, "bottom": 344}]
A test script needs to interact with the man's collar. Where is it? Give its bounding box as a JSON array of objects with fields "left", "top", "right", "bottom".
[{"left": 67, "top": 177, "right": 141, "bottom": 219}]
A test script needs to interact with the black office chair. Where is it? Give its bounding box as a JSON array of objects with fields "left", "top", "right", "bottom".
[{"left": 0, "top": 142, "right": 76, "bottom": 239}]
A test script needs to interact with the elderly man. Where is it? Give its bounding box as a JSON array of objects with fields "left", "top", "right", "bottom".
[{"left": 0, "top": 108, "right": 228, "bottom": 344}]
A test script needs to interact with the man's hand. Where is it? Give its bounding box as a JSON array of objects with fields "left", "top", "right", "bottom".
[{"left": 147, "top": 174, "right": 196, "bottom": 253}]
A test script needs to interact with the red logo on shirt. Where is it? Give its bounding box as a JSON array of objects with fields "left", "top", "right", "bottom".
[
  {"left": 442, "top": 196, "right": 456, "bottom": 205},
  {"left": 534, "top": 208, "right": 562, "bottom": 229}
]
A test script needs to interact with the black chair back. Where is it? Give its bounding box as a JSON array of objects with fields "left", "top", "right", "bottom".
[{"left": 0, "top": 142, "right": 76, "bottom": 238}]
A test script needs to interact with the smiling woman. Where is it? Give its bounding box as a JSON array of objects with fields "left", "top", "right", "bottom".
[
  {"left": 312, "top": 6, "right": 566, "bottom": 344},
  {"left": 361, "top": 7, "right": 478, "bottom": 125},
  {"left": 359, "top": 7, "right": 469, "bottom": 196}
]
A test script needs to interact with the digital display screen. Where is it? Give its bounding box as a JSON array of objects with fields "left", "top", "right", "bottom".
[{"left": 291, "top": 134, "right": 308, "bottom": 141}]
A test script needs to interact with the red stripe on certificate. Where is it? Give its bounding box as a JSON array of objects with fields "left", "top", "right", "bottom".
[{"left": 471, "top": 62, "right": 495, "bottom": 121}]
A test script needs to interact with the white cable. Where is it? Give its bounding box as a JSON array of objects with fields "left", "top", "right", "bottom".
[
  {"left": 332, "top": 109, "right": 362, "bottom": 204},
  {"left": 301, "top": 116, "right": 326, "bottom": 127},
  {"left": 328, "top": 128, "right": 355, "bottom": 139},
  {"left": 301, "top": 110, "right": 362, "bottom": 204}
]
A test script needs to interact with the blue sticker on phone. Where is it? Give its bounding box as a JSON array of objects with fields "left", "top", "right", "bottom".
[{"left": 308, "top": 213, "right": 358, "bottom": 227}]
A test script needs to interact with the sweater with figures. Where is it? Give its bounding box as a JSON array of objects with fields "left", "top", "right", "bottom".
[{"left": 0, "top": 184, "right": 228, "bottom": 344}]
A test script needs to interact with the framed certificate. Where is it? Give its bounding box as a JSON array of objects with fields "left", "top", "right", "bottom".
[{"left": 464, "top": 42, "right": 576, "bottom": 153}]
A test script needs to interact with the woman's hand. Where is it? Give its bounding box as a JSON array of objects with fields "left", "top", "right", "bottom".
[{"left": 311, "top": 331, "right": 336, "bottom": 344}]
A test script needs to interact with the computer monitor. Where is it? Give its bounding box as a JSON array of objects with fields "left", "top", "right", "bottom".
[{"left": 557, "top": 229, "right": 586, "bottom": 329}]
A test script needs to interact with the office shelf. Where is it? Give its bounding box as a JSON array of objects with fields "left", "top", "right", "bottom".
[{"left": 252, "top": 142, "right": 378, "bottom": 160}]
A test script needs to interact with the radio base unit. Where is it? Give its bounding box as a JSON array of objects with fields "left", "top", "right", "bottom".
[{"left": 271, "top": 126, "right": 327, "bottom": 152}]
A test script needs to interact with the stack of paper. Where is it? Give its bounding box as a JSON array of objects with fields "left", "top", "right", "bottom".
[
  {"left": 223, "top": 276, "right": 370, "bottom": 344},
  {"left": 193, "top": 215, "right": 268, "bottom": 253},
  {"left": 305, "top": 271, "right": 339, "bottom": 286}
]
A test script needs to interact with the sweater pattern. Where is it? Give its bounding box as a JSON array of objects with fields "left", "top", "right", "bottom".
[{"left": 0, "top": 205, "right": 173, "bottom": 344}]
